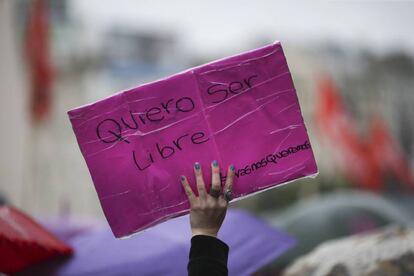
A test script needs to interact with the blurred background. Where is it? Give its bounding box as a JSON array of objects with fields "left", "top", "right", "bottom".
[{"left": 1, "top": 0, "right": 414, "bottom": 274}]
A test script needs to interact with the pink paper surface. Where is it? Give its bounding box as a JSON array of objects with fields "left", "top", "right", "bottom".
[{"left": 68, "top": 42, "right": 318, "bottom": 238}]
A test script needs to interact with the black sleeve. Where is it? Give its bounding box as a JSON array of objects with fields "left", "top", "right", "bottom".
[{"left": 188, "top": 235, "right": 229, "bottom": 276}]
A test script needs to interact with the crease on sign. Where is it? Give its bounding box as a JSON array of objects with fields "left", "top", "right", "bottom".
[
  {"left": 282, "top": 165, "right": 307, "bottom": 180},
  {"left": 213, "top": 96, "right": 280, "bottom": 136},
  {"left": 70, "top": 93, "right": 156, "bottom": 121},
  {"left": 268, "top": 162, "right": 307, "bottom": 176},
  {"left": 269, "top": 124, "right": 302, "bottom": 135},
  {"left": 74, "top": 103, "right": 128, "bottom": 128},
  {"left": 254, "top": 154, "right": 307, "bottom": 185},
  {"left": 199, "top": 46, "right": 281, "bottom": 75},
  {"left": 81, "top": 135, "right": 115, "bottom": 146},
  {"left": 272, "top": 129, "right": 293, "bottom": 154},
  {"left": 158, "top": 184, "right": 171, "bottom": 193},
  {"left": 151, "top": 200, "right": 188, "bottom": 214},
  {"left": 130, "top": 111, "right": 146, "bottom": 115},
  {"left": 126, "top": 96, "right": 158, "bottom": 104},
  {"left": 204, "top": 81, "right": 229, "bottom": 86},
  {"left": 125, "top": 112, "right": 200, "bottom": 138},
  {"left": 100, "top": 190, "right": 131, "bottom": 200},
  {"left": 277, "top": 103, "right": 296, "bottom": 114},
  {"left": 128, "top": 96, "right": 176, "bottom": 115},
  {"left": 85, "top": 138, "right": 123, "bottom": 157},
  {"left": 204, "top": 70, "right": 291, "bottom": 112},
  {"left": 255, "top": 88, "right": 293, "bottom": 102}
]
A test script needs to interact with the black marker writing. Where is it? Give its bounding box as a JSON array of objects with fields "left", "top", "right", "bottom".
[
  {"left": 95, "top": 96, "right": 195, "bottom": 144},
  {"left": 228, "top": 141, "right": 311, "bottom": 178},
  {"left": 206, "top": 74, "right": 258, "bottom": 104},
  {"left": 96, "top": 119, "right": 130, "bottom": 144},
  {"left": 132, "top": 131, "right": 210, "bottom": 171}
]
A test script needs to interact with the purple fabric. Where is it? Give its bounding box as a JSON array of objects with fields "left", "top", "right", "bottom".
[
  {"left": 68, "top": 42, "right": 318, "bottom": 237},
  {"left": 26, "top": 209, "right": 296, "bottom": 276},
  {"left": 39, "top": 217, "right": 100, "bottom": 243}
]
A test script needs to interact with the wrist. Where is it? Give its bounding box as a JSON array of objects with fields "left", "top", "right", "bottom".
[{"left": 191, "top": 228, "right": 218, "bottom": 238}]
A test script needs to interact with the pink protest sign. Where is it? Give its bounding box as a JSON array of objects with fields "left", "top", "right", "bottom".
[{"left": 68, "top": 42, "right": 318, "bottom": 238}]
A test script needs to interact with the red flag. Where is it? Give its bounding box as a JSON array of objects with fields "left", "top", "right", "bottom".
[
  {"left": 315, "top": 76, "right": 383, "bottom": 190},
  {"left": 368, "top": 117, "right": 414, "bottom": 189},
  {"left": 25, "top": 0, "right": 54, "bottom": 123},
  {"left": 315, "top": 76, "right": 414, "bottom": 191}
]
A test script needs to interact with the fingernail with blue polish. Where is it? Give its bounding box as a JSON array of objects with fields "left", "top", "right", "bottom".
[
  {"left": 180, "top": 175, "right": 186, "bottom": 181},
  {"left": 194, "top": 163, "right": 200, "bottom": 170},
  {"left": 230, "top": 164, "right": 235, "bottom": 171},
  {"left": 212, "top": 160, "right": 218, "bottom": 167}
]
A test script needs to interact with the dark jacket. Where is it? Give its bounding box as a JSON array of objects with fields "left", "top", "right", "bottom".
[{"left": 188, "top": 235, "right": 229, "bottom": 276}]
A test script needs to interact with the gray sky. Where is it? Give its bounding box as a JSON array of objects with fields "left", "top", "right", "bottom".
[{"left": 72, "top": 0, "right": 414, "bottom": 55}]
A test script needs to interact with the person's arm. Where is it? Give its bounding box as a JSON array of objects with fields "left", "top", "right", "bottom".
[
  {"left": 188, "top": 235, "right": 229, "bottom": 276},
  {"left": 181, "top": 160, "right": 235, "bottom": 276}
]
